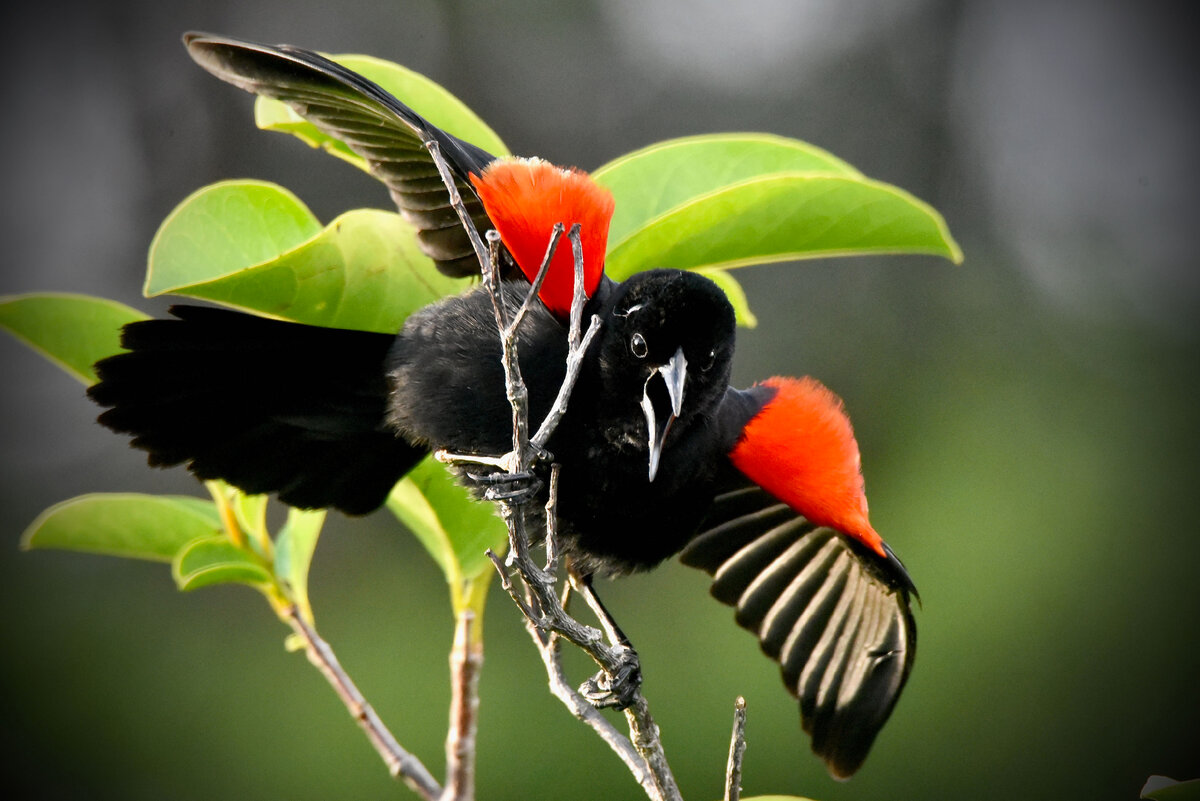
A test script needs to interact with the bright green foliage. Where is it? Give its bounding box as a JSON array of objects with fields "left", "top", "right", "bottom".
[
  {"left": 0, "top": 293, "right": 148, "bottom": 385},
  {"left": 593, "top": 134, "right": 960, "bottom": 324},
  {"left": 604, "top": 172, "right": 962, "bottom": 279},
  {"left": 146, "top": 180, "right": 468, "bottom": 333},
  {"left": 387, "top": 456, "right": 509, "bottom": 604},
  {"left": 273, "top": 507, "right": 327, "bottom": 624},
  {"left": 593, "top": 133, "right": 861, "bottom": 246},
  {"left": 255, "top": 53, "right": 510, "bottom": 170},
  {"left": 21, "top": 493, "right": 221, "bottom": 561},
  {"left": 173, "top": 535, "right": 274, "bottom": 591}
]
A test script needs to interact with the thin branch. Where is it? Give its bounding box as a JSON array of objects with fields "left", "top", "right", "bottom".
[
  {"left": 509, "top": 222, "right": 565, "bottom": 335},
  {"left": 283, "top": 605, "right": 442, "bottom": 801},
  {"left": 425, "top": 140, "right": 490, "bottom": 274},
  {"left": 543, "top": 464, "right": 561, "bottom": 575},
  {"left": 443, "top": 611, "right": 482, "bottom": 801},
  {"left": 626, "top": 698, "right": 676, "bottom": 801},
  {"left": 477, "top": 231, "right": 681, "bottom": 801},
  {"left": 724, "top": 697, "right": 747, "bottom": 801},
  {"left": 529, "top": 616, "right": 651, "bottom": 785},
  {"left": 426, "top": 138, "right": 681, "bottom": 801}
]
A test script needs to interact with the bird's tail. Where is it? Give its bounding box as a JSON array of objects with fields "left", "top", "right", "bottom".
[{"left": 89, "top": 305, "right": 425, "bottom": 514}]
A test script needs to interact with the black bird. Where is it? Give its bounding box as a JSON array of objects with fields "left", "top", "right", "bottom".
[{"left": 89, "top": 33, "right": 917, "bottom": 779}]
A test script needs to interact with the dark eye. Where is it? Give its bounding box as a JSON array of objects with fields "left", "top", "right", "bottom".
[
  {"left": 630, "top": 333, "right": 648, "bottom": 358},
  {"left": 700, "top": 348, "right": 717, "bottom": 371}
]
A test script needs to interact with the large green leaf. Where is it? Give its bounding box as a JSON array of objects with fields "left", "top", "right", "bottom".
[
  {"left": 605, "top": 172, "right": 963, "bottom": 280},
  {"left": 593, "top": 133, "right": 861, "bottom": 247},
  {"left": 386, "top": 456, "right": 508, "bottom": 586},
  {"left": 173, "top": 535, "right": 273, "bottom": 591},
  {"left": 21, "top": 493, "right": 221, "bottom": 562},
  {"left": 255, "top": 53, "right": 510, "bottom": 171},
  {"left": 0, "top": 293, "right": 148, "bottom": 385},
  {"left": 145, "top": 180, "right": 468, "bottom": 333}
]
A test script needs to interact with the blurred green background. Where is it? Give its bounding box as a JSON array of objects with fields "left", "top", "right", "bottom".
[{"left": 1, "top": 1, "right": 1196, "bottom": 799}]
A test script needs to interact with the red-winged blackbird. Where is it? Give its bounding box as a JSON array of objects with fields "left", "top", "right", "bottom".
[{"left": 89, "top": 33, "right": 917, "bottom": 779}]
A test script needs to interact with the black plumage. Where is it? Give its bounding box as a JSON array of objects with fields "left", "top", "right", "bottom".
[{"left": 85, "top": 32, "right": 920, "bottom": 779}]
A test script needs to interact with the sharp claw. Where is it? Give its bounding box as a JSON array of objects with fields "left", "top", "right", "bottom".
[
  {"left": 466, "top": 470, "right": 537, "bottom": 485},
  {"left": 579, "top": 647, "right": 642, "bottom": 710},
  {"left": 483, "top": 480, "right": 543, "bottom": 503},
  {"left": 464, "top": 470, "right": 544, "bottom": 504}
]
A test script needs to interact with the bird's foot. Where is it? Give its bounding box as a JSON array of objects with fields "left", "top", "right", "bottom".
[
  {"left": 465, "top": 469, "right": 544, "bottom": 504},
  {"left": 579, "top": 645, "right": 642, "bottom": 710}
]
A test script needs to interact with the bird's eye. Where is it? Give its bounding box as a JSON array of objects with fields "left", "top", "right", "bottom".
[
  {"left": 630, "top": 333, "right": 648, "bottom": 359},
  {"left": 700, "top": 348, "right": 717, "bottom": 371}
]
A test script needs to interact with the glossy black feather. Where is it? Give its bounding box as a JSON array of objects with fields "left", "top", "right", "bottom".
[
  {"left": 183, "top": 32, "right": 498, "bottom": 277},
  {"left": 680, "top": 483, "right": 916, "bottom": 779},
  {"left": 89, "top": 306, "right": 423, "bottom": 514}
]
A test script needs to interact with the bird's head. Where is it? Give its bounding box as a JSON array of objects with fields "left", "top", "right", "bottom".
[{"left": 597, "top": 269, "right": 736, "bottom": 481}]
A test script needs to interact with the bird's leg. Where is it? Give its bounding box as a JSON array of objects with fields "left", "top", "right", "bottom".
[
  {"left": 436, "top": 449, "right": 551, "bottom": 504},
  {"left": 569, "top": 566, "right": 643, "bottom": 710}
]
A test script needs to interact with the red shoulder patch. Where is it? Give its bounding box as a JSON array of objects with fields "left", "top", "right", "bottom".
[
  {"left": 730, "top": 376, "right": 886, "bottom": 558},
  {"left": 469, "top": 158, "right": 614, "bottom": 318}
]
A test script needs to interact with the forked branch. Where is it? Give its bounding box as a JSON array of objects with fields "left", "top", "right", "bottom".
[{"left": 425, "top": 140, "right": 681, "bottom": 801}]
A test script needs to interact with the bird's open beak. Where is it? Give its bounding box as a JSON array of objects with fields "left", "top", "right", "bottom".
[{"left": 641, "top": 347, "right": 687, "bottom": 482}]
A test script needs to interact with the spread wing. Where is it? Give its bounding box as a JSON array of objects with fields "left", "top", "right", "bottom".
[
  {"left": 184, "top": 32, "right": 497, "bottom": 277},
  {"left": 89, "top": 305, "right": 426, "bottom": 515},
  {"left": 679, "top": 481, "right": 917, "bottom": 779}
]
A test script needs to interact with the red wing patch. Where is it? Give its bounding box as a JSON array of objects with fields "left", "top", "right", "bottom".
[
  {"left": 730, "top": 376, "right": 886, "bottom": 558},
  {"left": 470, "top": 158, "right": 614, "bottom": 318}
]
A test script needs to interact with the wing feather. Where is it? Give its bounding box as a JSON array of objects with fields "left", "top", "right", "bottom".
[
  {"left": 680, "top": 483, "right": 916, "bottom": 779},
  {"left": 183, "top": 32, "right": 498, "bottom": 277}
]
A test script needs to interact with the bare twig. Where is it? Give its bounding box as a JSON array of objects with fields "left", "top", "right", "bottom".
[
  {"left": 283, "top": 605, "right": 442, "bottom": 801},
  {"left": 443, "top": 611, "right": 482, "bottom": 801},
  {"left": 724, "top": 697, "right": 747, "bottom": 801},
  {"left": 509, "top": 222, "right": 565, "bottom": 335},
  {"left": 426, "top": 140, "right": 681, "bottom": 801},
  {"left": 476, "top": 232, "right": 681, "bottom": 801},
  {"left": 425, "top": 140, "right": 490, "bottom": 273},
  {"left": 531, "top": 226, "right": 602, "bottom": 450}
]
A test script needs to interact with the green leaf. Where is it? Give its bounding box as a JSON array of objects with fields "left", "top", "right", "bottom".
[
  {"left": 145, "top": 180, "right": 322, "bottom": 296},
  {"left": 593, "top": 133, "right": 861, "bottom": 247},
  {"left": 274, "top": 507, "right": 326, "bottom": 622},
  {"left": 255, "top": 53, "right": 510, "bottom": 171},
  {"left": 737, "top": 796, "right": 820, "bottom": 801},
  {"left": 232, "top": 492, "right": 269, "bottom": 546},
  {"left": 145, "top": 180, "right": 468, "bottom": 333},
  {"left": 605, "top": 172, "right": 963, "bottom": 281},
  {"left": 386, "top": 456, "right": 508, "bottom": 586},
  {"left": 0, "top": 293, "right": 148, "bottom": 385},
  {"left": 21, "top": 494, "right": 221, "bottom": 562},
  {"left": 173, "top": 535, "right": 273, "bottom": 591}
]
